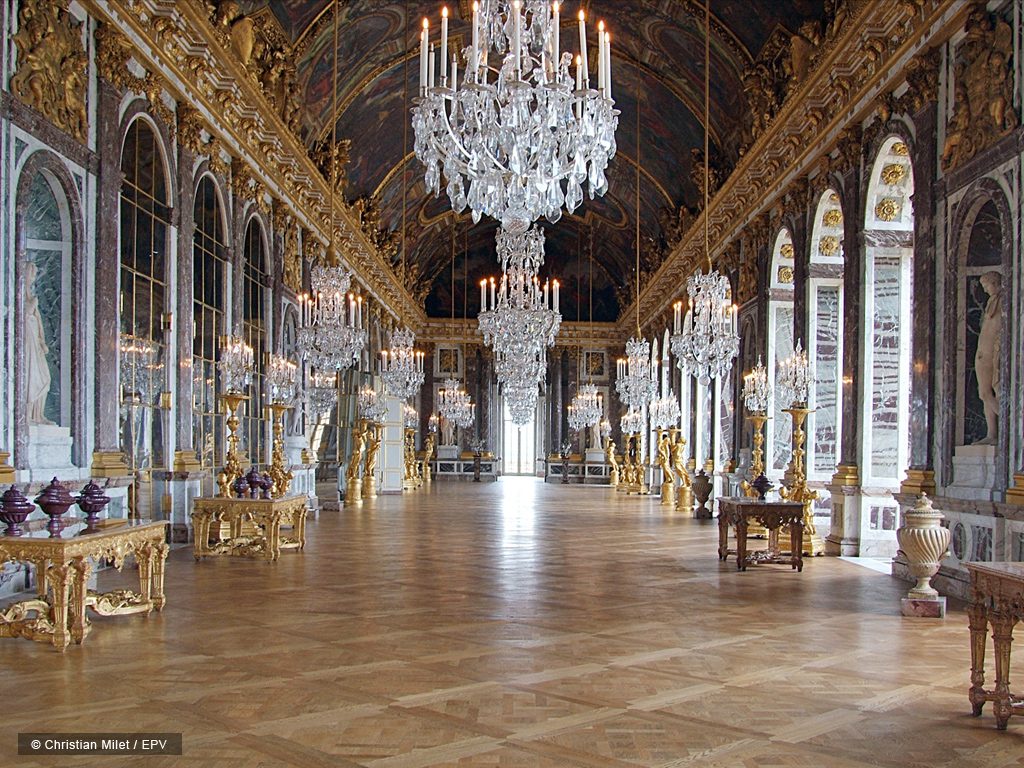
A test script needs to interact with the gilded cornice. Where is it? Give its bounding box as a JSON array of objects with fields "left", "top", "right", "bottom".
[
  {"left": 84, "top": 0, "right": 423, "bottom": 331},
  {"left": 419, "top": 319, "right": 621, "bottom": 349},
  {"left": 622, "top": 0, "right": 966, "bottom": 337}
]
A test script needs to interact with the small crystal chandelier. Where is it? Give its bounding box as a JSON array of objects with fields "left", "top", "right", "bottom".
[
  {"left": 568, "top": 383, "right": 602, "bottom": 432},
  {"left": 403, "top": 403, "right": 419, "bottom": 429},
  {"left": 219, "top": 335, "right": 254, "bottom": 394},
  {"left": 777, "top": 341, "right": 813, "bottom": 408},
  {"left": 438, "top": 377, "right": 475, "bottom": 429},
  {"left": 297, "top": 263, "right": 367, "bottom": 372},
  {"left": 649, "top": 393, "right": 681, "bottom": 430},
  {"left": 380, "top": 326, "right": 425, "bottom": 400},
  {"left": 414, "top": 1, "right": 618, "bottom": 233},
  {"left": 742, "top": 356, "right": 771, "bottom": 414},
  {"left": 357, "top": 385, "right": 388, "bottom": 424},
  {"left": 620, "top": 407, "right": 644, "bottom": 435},
  {"left": 668, "top": 0, "right": 738, "bottom": 387},
  {"left": 267, "top": 354, "right": 298, "bottom": 404},
  {"left": 615, "top": 338, "right": 656, "bottom": 411},
  {"left": 119, "top": 333, "right": 159, "bottom": 405},
  {"left": 308, "top": 370, "right": 338, "bottom": 418}
]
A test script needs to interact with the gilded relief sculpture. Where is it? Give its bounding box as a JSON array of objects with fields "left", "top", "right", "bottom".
[{"left": 11, "top": 0, "right": 88, "bottom": 142}]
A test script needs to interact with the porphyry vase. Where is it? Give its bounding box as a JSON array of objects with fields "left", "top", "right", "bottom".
[
  {"left": 0, "top": 486, "right": 34, "bottom": 536},
  {"left": 35, "top": 477, "right": 76, "bottom": 537},
  {"left": 896, "top": 494, "right": 950, "bottom": 599},
  {"left": 76, "top": 481, "right": 111, "bottom": 529},
  {"left": 692, "top": 469, "right": 713, "bottom": 519}
]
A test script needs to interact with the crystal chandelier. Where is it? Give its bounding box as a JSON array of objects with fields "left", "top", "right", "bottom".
[
  {"left": 438, "top": 377, "right": 475, "bottom": 428},
  {"left": 308, "top": 370, "right": 338, "bottom": 418},
  {"left": 219, "top": 335, "right": 254, "bottom": 394},
  {"left": 600, "top": 418, "right": 612, "bottom": 443},
  {"left": 668, "top": 0, "right": 738, "bottom": 388},
  {"left": 777, "top": 341, "right": 813, "bottom": 408},
  {"left": 380, "top": 327, "right": 425, "bottom": 400},
  {"left": 357, "top": 385, "right": 389, "bottom": 424},
  {"left": 414, "top": 1, "right": 618, "bottom": 232},
  {"left": 119, "top": 333, "right": 159, "bottom": 404},
  {"left": 567, "top": 383, "right": 602, "bottom": 431},
  {"left": 403, "top": 403, "right": 419, "bottom": 429},
  {"left": 504, "top": 382, "right": 539, "bottom": 426},
  {"left": 297, "top": 264, "right": 367, "bottom": 371},
  {"left": 615, "top": 337, "right": 656, "bottom": 410},
  {"left": 267, "top": 354, "right": 298, "bottom": 404},
  {"left": 742, "top": 356, "right": 771, "bottom": 413},
  {"left": 649, "top": 393, "right": 681, "bottom": 430},
  {"left": 620, "top": 407, "right": 644, "bottom": 435}
]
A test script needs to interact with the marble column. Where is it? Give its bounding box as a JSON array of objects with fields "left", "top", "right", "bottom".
[
  {"left": 789, "top": 210, "right": 810, "bottom": 349},
  {"left": 90, "top": 80, "right": 130, "bottom": 478},
  {"left": 173, "top": 143, "right": 198, "bottom": 471}
]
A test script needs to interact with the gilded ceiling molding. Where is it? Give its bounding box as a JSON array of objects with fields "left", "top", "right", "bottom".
[
  {"left": 620, "top": 0, "right": 963, "bottom": 335},
  {"left": 418, "top": 319, "right": 622, "bottom": 348},
  {"left": 11, "top": 0, "right": 88, "bottom": 142},
  {"left": 87, "top": 0, "right": 421, "bottom": 330}
]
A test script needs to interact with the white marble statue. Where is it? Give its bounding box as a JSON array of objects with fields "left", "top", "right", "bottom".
[
  {"left": 24, "top": 261, "right": 53, "bottom": 425},
  {"left": 974, "top": 270, "right": 1002, "bottom": 445},
  {"left": 440, "top": 415, "right": 456, "bottom": 446},
  {"left": 588, "top": 421, "right": 601, "bottom": 451}
]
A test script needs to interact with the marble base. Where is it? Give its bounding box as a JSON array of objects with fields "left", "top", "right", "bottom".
[
  {"left": 437, "top": 445, "right": 459, "bottom": 460},
  {"left": 27, "top": 425, "right": 77, "bottom": 481},
  {"left": 585, "top": 448, "right": 605, "bottom": 463},
  {"left": 901, "top": 596, "right": 946, "bottom": 618},
  {"left": 948, "top": 444, "right": 998, "bottom": 500}
]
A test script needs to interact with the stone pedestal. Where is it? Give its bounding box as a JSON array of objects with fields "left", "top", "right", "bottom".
[
  {"left": 27, "top": 426, "right": 77, "bottom": 481},
  {"left": 345, "top": 476, "right": 362, "bottom": 505},
  {"left": 825, "top": 464, "right": 861, "bottom": 556},
  {"left": 660, "top": 480, "right": 675, "bottom": 507},
  {"left": 901, "top": 596, "right": 947, "bottom": 618},
  {"left": 948, "top": 445, "right": 998, "bottom": 500},
  {"left": 585, "top": 448, "right": 605, "bottom": 463},
  {"left": 437, "top": 445, "right": 459, "bottom": 460}
]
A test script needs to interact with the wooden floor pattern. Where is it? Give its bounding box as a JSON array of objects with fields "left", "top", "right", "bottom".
[{"left": 1, "top": 478, "right": 1019, "bottom": 767}]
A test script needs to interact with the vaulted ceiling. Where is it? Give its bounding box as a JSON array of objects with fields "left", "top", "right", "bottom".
[{"left": 239, "top": 1, "right": 826, "bottom": 322}]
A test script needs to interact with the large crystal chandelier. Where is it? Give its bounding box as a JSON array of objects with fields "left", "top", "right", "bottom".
[
  {"left": 567, "top": 383, "right": 602, "bottom": 432},
  {"left": 479, "top": 225, "right": 561, "bottom": 401},
  {"left": 414, "top": 2, "right": 618, "bottom": 233},
  {"left": 438, "top": 377, "right": 475, "bottom": 428},
  {"left": 668, "top": 0, "right": 738, "bottom": 387},
  {"left": 380, "top": 327, "right": 425, "bottom": 400},
  {"left": 615, "top": 338, "right": 656, "bottom": 410},
  {"left": 298, "top": 263, "right": 367, "bottom": 371}
]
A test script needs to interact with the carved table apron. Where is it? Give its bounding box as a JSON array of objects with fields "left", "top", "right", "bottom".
[
  {"left": 192, "top": 496, "right": 307, "bottom": 562},
  {"left": 718, "top": 497, "right": 805, "bottom": 572},
  {"left": 0, "top": 519, "right": 169, "bottom": 651},
  {"left": 967, "top": 562, "right": 1024, "bottom": 730}
]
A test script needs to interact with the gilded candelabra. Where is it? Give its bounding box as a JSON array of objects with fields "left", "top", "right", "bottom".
[
  {"left": 779, "top": 406, "right": 824, "bottom": 555},
  {"left": 218, "top": 391, "right": 247, "bottom": 497},
  {"left": 267, "top": 402, "right": 294, "bottom": 498},
  {"left": 740, "top": 411, "right": 769, "bottom": 537}
]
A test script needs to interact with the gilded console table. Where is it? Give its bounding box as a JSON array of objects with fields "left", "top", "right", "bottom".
[
  {"left": 191, "top": 496, "right": 306, "bottom": 562},
  {"left": 967, "top": 562, "right": 1024, "bottom": 730},
  {"left": 718, "top": 497, "right": 804, "bottom": 572},
  {"left": 0, "top": 519, "right": 169, "bottom": 652}
]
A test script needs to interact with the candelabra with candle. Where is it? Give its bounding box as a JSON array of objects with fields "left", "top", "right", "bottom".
[
  {"left": 740, "top": 356, "right": 771, "bottom": 499},
  {"left": 217, "top": 336, "right": 254, "bottom": 497},
  {"left": 777, "top": 341, "right": 824, "bottom": 556},
  {"left": 267, "top": 354, "right": 298, "bottom": 498}
]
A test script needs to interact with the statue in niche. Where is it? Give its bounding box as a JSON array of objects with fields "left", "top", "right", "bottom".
[
  {"left": 588, "top": 421, "right": 602, "bottom": 452},
  {"left": 440, "top": 415, "right": 456, "bottom": 446},
  {"left": 973, "top": 270, "right": 1002, "bottom": 445},
  {"left": 24, "top": 261, "right": 53, "bottom": 425}
]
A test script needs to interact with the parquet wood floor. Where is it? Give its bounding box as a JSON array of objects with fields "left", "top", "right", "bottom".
[{"left": 1, "top": 478, "right": 1019, "bottom": 767}]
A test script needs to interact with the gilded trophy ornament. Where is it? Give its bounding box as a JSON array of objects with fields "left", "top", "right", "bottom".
[
  {"left": 268, "top": 403, "right": 294, "bottom": 499},
  {"left": 11, "top": 0, "right": 88, "bottom": 142}
]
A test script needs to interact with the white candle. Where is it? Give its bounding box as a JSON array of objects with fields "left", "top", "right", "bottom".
[
  {"left": 578, "top": 10, "right": 588, "bottom": 86},
  {"left": 553, "top": 280, "right": 560, "bottom": 312},
  {"left": 428, "top": 44, "right": 435, "bottom": 89},
  {"left": 420, "top": 20, "right": 429, "bottom": 92},
  {"left": 480, "top": 279, "right": 486, "bottom": 311},
  {"left": 440, "top": 7, "right": 449, "bottom": 83},
  {"left": 575, "top": 54, "right": 582, "bottom": 91},
  {"left": 357, "top": 296, "right": 363, "bottom": 327},
  {"left": 552, "top": 2, "right": 560, "bottom": 73},
  {"left": 490, "top": 277, "right": 496, "bottom": 309},
  {"left": 605, "top": 32, "right": 612, "bottom": 99},
  {"left": 597, "top": 21, "right": 605, "bottom": 92},
  {"left": 513, "top": 1, "right": 522, "bottom": 76},
  {"left": 543, "top": 279, "right": 549, "bottom": 307},
  {"left": 452, "top": 54, "right": 458, "bottom": 92},
  {"left": 471, "top": 2, "right": 480, "bottom": 81}
]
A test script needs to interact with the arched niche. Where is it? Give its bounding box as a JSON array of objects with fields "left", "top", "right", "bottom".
[
  {"left": 242, "top": 215, "right": 271, "bottom": 465},
  {"left": 766, "top": 228, "right": 794, "bottom": 479}
]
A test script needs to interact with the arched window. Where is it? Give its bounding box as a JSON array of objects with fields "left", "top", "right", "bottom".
[
  {"left": 119, "top": 119, "right": 170, "bottom": 471},
  {"left": 861, "top": 136, "right": 914, "bottom": 542},
  {"left": 242, "top": 218, "right": 270, "bottom": 464},
  {"left": 193, "top": 176, "right": 228, "bottom": 470},
  {"left": 807, "top": 190, "right": 845, "bottom": 483},
  {"left": 766, "top": 228, "right": 795, "bottom": 479}
]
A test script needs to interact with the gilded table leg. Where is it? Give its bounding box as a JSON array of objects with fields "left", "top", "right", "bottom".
[
  {"left": 46, "top": 563, "right": 72, "bottom": 652},
  {"left": 193, "top": 512, "right": 208, "bottom": 560},
  {"left": 68, "top": 557, "right": 91, "bottom": 644},
  {"left": 136, "top": 543, "right": 154, "bottom": 612},
  {"left": 718, "top": 513, "right": 728, "bottom": 560},
  {"left": 968, "top": 600, "right": 989, "bottom": 716},
  {"left": 766, "top": 524, "right": 780, "bottom": 560},
  {"left": 990, "top": 610, "right": 1017, "bottom": 730},
  {"left": 791, "top": 518, "right": 804, "bottom": 572},
  {"left": 151, "top": 541, "right": 168, "bottom": 610},
  {"left": 267, "top": 516, "right": 281, "bottom": 562},
  {"left": 297, "top": 508, "right": 307, "bottom": 551},
  {"left": 737, "top": 518, "right": 748, "bottom": 571}
]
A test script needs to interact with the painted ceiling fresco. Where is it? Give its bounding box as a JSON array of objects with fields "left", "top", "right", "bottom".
[{"left": 239, "top": 1, "right": 827, "bottom": 321}]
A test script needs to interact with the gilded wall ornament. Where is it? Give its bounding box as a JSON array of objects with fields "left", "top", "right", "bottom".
[
  {"left": 11, "top": 0, "right": 88, "bottom": 142},
  {"left": 177, "top": 105, "right": 206, "bottom": 157},
  {"left": 819, "top": 235, "right": 841, "bottom": 258},
  {"left": 283, "top": 224, "right": 302, "bottom": 293},
  {"left": 780, "top": 243, "right": 795, "bottom": 259},
  {"left": 881, "top": 163, "right": 907, "bottom": 186},
  {"left": 822, "top": 209, "right": 843, "bottom": 227},
  {"left": 95, "top": 22, "right": 135, "bottom": 91},
  {"left": 778, "top": 266, "right": 795, "bottom": 284},
  {"left": 942, "top": 7, "right": 1018, "bottom": 171},
  {"left": 875, "top": 198, "right": 902, "bottom": 222}
]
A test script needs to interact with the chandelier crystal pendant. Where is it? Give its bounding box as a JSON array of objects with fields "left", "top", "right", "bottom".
[
  {"left": 615, "top": 337, "right": 656, "bottom": 410},
  {"left": 380, "top": 326, "right": 425, "bottom": 400},
  {"left": 438, "top": 377, "right": 475, "bottom": 429},
  {"left": 414, "top": 1, "right": 618, "bottom": 233},
  {"left": 297, "top": 263, "right": 368, "bottom": 372}
]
